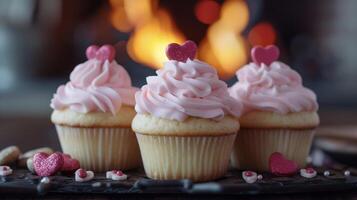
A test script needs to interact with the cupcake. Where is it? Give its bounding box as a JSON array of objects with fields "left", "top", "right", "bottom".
[
  {"left": 132, "top": 41, "right": 242, "bottom": 182},
  {"left": 50, "top": 45, "right": 141, "bottom": 172},
  {"left": 229, "top": 45, "right": 319, "bottom": 171}
]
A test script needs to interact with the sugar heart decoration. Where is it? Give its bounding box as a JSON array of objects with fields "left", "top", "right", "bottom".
[
  {"left": 300, "top": 167, "right": 317, "bottom": 178},
  {"left": 61, "top": 154, "right": 80, "bottom": 172},
  {"left": 165, "top": 40, "right": 197, "bottom": 62},
  {"left": 269, "top": 152, "right": 298, "bottom": 176},
  {"left": 0, "top": 166, "right": 13, "bottom": 176},
  {"left": 33, "top": 152, "right": 64, "bottom": 177},
  {"left": 251, "top": 45, "right": 280, "bottom": 65},
  {"left": 106, "top": 170, "right": 127, "bottom": 181},
  {"left": 242, "top": 171, "right": 258, "bottom": 184},
  {"left": 86, "top": 45, "right": 116, "bottom": 62},
  {"left": 75, "top": 168, "right": 94, "bottom": 182}
]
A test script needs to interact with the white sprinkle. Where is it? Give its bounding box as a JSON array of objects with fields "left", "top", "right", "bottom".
[
  {"left": 323, "top": 171, "right": 330, "bottom": 176},
  {"left": 257, "top": 174, "right": 263, "bottom": 180},
  {"left": 40, "top": 177, "right": 50, "bottom": 184},
  {"left": 92, "top": 182, "right": 102, "bottom": 187},
  {"left": 344, "top": 170, "right": 351, "bottom": 176}
]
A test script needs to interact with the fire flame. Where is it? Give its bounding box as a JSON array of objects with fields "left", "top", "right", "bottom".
[
  {"left": 109, "top": 0, "right": 249, "bottom": 78},
  {"left": 127, "top": 9, "right": 185, "bottom": 68},
  {"left": 199, "top": 0, "right": 249, "bottom": 79},
  {"left": 110, "top": 0, "right": 185, "bottom": 69}
]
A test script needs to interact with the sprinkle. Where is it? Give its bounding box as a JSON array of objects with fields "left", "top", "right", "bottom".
[
  {"left": 106, "top": 170, "right": 127, "bottom": 181},
  {"left": 242, "top": 170, "right": 258, "bottom": 184},
  {"left": 300, "top": 168, "right": 317, "bottom": 178},
  {"left": 323, "top": 171, "right": 330, "bottom": 177},
  {"left": 40, "top": 177, "right": 50, "bottom": 184},
  {"left": 344, "top": 170, "right": 351, "bottom": 176},
  {"left": 0, "top": 166, "right": 13, "bottom": 176},
  {"left": 92, "top": 182, "right": 102, "bottom": 187},
  {"left": 75, "top": 169, "right": 94, "bottom": 182}
]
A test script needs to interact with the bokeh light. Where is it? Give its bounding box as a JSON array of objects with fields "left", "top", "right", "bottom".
[
  {"left": 199, "top": 0, "right": 249, "bottom": 79},
  {"left": 195, "top": 0, "right": 221, "bottom": 25},
  {"left": 248, "top": 22, "right": 277, "bottom": 46}
]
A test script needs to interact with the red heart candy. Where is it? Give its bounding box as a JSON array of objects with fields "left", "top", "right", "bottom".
[
  {"left": 251, "top": 45, "right": 280, "bottom": 65},
  {"left": 85, "top": 44, "right": 116, "bottom": 62},
  {"left": 33, "top": 152, "right": 64, "bottom": 177},
  {"left": 165, "top": 40, "right": 197, "bottom": 62},
  {"left": 61, "top": 154, "right": 80, "bottom": 172},
  {"left": 269, "top": 152, "right": 298, "bottom": 176}
]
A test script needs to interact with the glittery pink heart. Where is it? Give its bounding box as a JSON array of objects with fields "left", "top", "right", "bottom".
[
  {"left": 60, "top": 153, "right": 80, "bottom": 172},
  {"left": 33, "top": 152, "right": 64, "bottom": 177},
  {"left": 251, "top": 45, "right": 280, "bottom": 65},
  {"left": 85, "top": 45, "right": 116, "bottom": 62},
  {"left": 269, "top": 152, "right": 298, "bottom": 176},
  {"left": 165, "top": 40, "right": 197, "bottom": 62}
]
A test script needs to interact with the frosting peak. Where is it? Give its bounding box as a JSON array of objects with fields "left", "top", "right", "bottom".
[
  {"left": 229, "top": 61, "right": 318, "bottom": 114},
  {"left": 135, "top": 59, "right": 242, "bottom": 121},
  {"left": 51, "top": 45, "right": 137, "bottom": 114}
]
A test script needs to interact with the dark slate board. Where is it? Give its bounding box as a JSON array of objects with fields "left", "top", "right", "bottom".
[{"left": 1, "top": 168, "right": 357, "bottom": 196}]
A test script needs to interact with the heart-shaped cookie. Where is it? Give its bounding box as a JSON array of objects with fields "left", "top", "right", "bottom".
[
  {"left": 86, "top": 45, "right": 116, "bottom": 62},
  {"left": 269, "top": 152, "right": 298, "bottom": 176},
  {"left": 251, "top": 45, "right": 280, "bottom": 65},
  {"left": 165, "top": 40, "right": 197, "bottom": 62},
  {"left": 61, "top": 154, "right": 80, "bottom": 172},
  {"left": 75, "top": 168, "right": 94, "bottom": 182},
  {"left": 33, "top": 152, "right": 64, "bottom": 177}
]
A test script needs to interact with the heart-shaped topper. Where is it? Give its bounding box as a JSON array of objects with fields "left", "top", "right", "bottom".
[
  {"left": 269, "top": 152, "right": 298, "bottom": 176},
  {"left": 86, "top": 44, "right": 116, "bottom": 62},
  {"left": 33, "top": 152, "right": 64, "bottom": 177},
  {"left": 61, "top": 153, "right": 80, "bottom": 172},
  {"left": 165, "top": 40, "right": 197, "bottom": 62},
  {"left": 251, "top": 45, "right": 280, "bottom": 66}
]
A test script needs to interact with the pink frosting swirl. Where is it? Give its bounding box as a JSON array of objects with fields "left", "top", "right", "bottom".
[
  {"left": 229, "top": 61, "right": 318, "bottom": 114},
  {"left": 135, "top": 59, "right": 243, "bottom": 121},
  {"left": 51, "top": 59, "right": 138, "bottom": 114}
]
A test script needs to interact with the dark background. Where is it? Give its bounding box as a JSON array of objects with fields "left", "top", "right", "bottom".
[{"left": 0, "top": 0, "right": 356, "bottom": 151}]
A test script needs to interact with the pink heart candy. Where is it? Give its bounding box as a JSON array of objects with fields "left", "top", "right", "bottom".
[
  {"left": 61, "top": 153, "right": 80, "bottom": 172},
  {"left": 251, "top": 45, "right": 280, "bottom": 65},
  {"left": 85, "top": 44, "right": 116, "bottom": 62},
  {"left": 33, "top": 152, "right": 64, "bottom": 177},
  {"left": 269, "top": 152, "right": 298, "bottom": 176},
  {"left": 165, "top": 40, "right": 197, "bottom": 62}
]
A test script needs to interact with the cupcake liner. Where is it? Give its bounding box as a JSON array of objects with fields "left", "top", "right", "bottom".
[
  {"left": 55, "top": 125, "right": 141, "bottom": 172},
  {"left": 231, "top": 128, "right": 315, "bottom": 171},
  {"left": 135, "top": 133, "right": 236, "bottom": 182}
]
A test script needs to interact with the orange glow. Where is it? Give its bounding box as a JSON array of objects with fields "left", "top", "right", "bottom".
[
  {"left": 110, "top": 6, "right": 133, "bottom": 32},
  {"left": 248, "top": 22, "right": 277, "bottom": 46},
  {"left": 109, "top": 0, "right": 185, "bottom": 69},
  {"left": 195, "top": 0, "right": 220, "bottom": 24},
  {"left": 199, "top": 0, "right": 249, "bottom": 79},
  {"left": 127, "top": 10, "right": 185, "bottom": 68},
  {"left": 123, "top": 0, "right": 157, "bottom": 27},
  {"left": 220, "top": 0, "right": 249, "bottom": 32}
]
